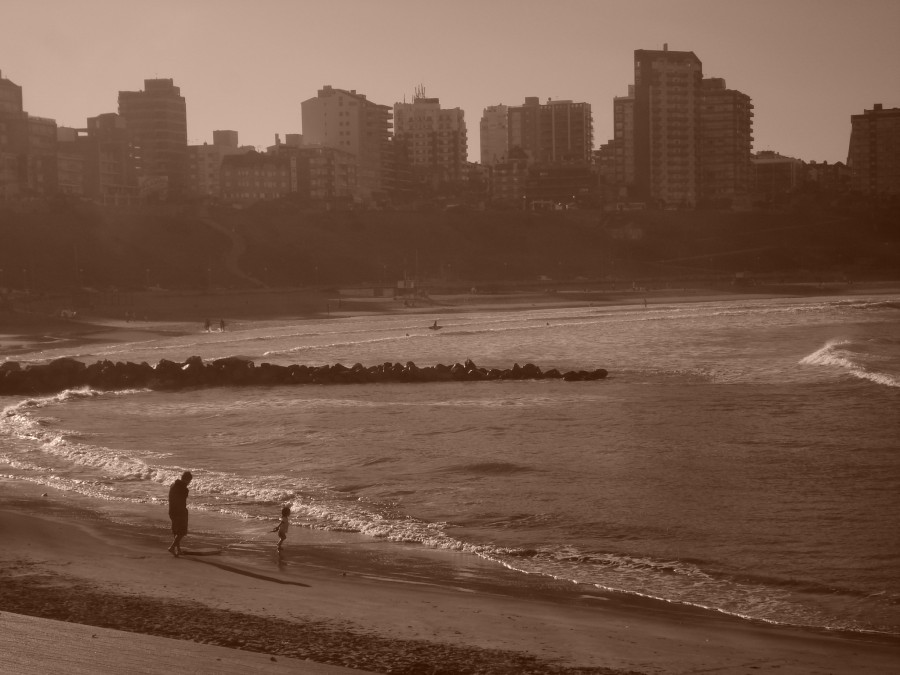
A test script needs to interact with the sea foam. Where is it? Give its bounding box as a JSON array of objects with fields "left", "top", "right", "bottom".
[{"left": 799, "top": 339, "right": 899, "bottom": 387}]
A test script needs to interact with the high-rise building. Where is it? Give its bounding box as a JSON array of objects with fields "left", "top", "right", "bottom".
[
  {"left": 848, "top": 103, "right": 900, "bottom": 196},
  {"left": 56, "top": 126, "right": 86, "bottom": 196},
  {"left": 393, "top": 89, "right": 467, "bottom": 185},
  {"left": 0, "top": 71, "right": 58, "bottom": 198},
  {"left": 612, "top": 87, "right": 636, "bottom": 190},
  {"left": 56, "top": 113, "right": 139, "bottom": 204},
  {"left": 301, "top": 85, "right": 391, "bottom": 202},
  {"left": 699, "top": 78, "right": 754, "bottom": 203},
  {"left": 630, "top": 48, "right": 754, "bottom": 207},
  {"left": 480, "top": 104, "right": 508, "bottom": 167},
  {"left": 0, "top": 71, "right": 23, "bottom": 198},
  {"left": 508, "top": 97, "right": 593, "bottom": 165},
  {"left": 118, "top": 78, "right": 188, "bottom": 198},
  {"left": 633, "top": 46, "right": 703, "bottom": 207},
  {"left": 0, "top": 70, "right": 23, "bottom": 114}
]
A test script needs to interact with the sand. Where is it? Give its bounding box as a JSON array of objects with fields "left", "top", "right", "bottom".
[
  {"left": 3, "top": 284, "right": 900, "bottom": 673},
  {"left": 1, "top": 611, "right": 365, "bottom": 675},
  {"left": 1, "top": 480, "right": 899, "bottom": 674}
]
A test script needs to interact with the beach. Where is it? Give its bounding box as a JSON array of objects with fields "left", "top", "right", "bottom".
[
  {"left": 2, "top": 284, "right": 900, "bottom": 674},
  {"left": 3, "top": 478, "right": 899, "bottom": 674}
]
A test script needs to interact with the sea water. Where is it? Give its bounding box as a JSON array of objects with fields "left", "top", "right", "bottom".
[{"left": 2, "top": 294, "right": 899, "bottom": 636}]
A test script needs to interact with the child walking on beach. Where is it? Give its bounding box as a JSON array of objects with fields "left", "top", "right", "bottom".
[{"left": 272, "top": 505, "right": 290, "bottom": 550}]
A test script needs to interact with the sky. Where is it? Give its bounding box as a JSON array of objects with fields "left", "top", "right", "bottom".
[{"left": 3, "top": 0, "right": 899, "bottom": 164}]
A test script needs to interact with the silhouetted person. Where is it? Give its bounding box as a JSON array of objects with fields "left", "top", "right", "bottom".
[
  {"left": 219, "top": 319, "right": 226, "bottom": 332},
  {"left": 204, "top": 318, "right": 211, "bottom": 332},
  {"left": 167, "top": 471, "right": 192, "bottom": 556},
  {"left": 272, "top": 505, "right": 291, "bottom": 551}
]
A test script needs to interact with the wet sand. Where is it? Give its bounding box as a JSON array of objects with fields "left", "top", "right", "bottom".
[
  {"left": 1, "top": 479, "right": 898, "bottom": 674},
  {"left": 3, "top": 280, "right": 897, "bottom": 362}
]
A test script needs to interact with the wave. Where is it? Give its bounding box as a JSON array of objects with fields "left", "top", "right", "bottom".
[
  {"left": 850, "top": 300, "right": 900, "bottom": 311},
  {"left": 800, "top": 339, "right": 900, "bottom": 388}
]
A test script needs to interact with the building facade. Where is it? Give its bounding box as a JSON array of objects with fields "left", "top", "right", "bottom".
[
  {"left": 301, "top": 85, "right": 391, "bottom": 202},
  {"left": 0, "top": 70, "right": 25, "bottom": 198},
  {"left": 751, "top": 151, "right": 804, "bottom": 198},
  {"left": 56, "top": 113, "right": 139, "bottom": 204},
  {"left": 187, "top": 129, "right": 250, "bottom": 198},
  {"left": 480, "top": 104, "right": 508, "bottom": 166},
  {"left": 508, "top": 97, "right": 594, "bottom": 165},
  {"left": 118, "top": 78, "right": 188, "bottom": 199},
  {"left": 56, "top": 126, "right": 86, "bottom": 196},
  {"left": 489, "top": 159, "right": 528, "bottom": 207},
  {"left": 220, "top": 145, "right": 356, "bottom": 206},
  {"left": 848, "top": 103, "right": 900, "bottom": 196},
  {"left": 393, "top": 90, "right": 467, "bottom": 186},
  {"left": 698, "top": 78, "right": 754, "bottom": 204},
  {"left": 0, "top": 70, "right": 59, "bottom": 199},
  {"left": 612, "top": 88, "right": 636, "bottom": 191},
  {"left": 633, "top": 46, "right": 703, "bottom": 207}
]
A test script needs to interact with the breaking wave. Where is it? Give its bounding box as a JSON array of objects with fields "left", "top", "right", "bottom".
[{"left": 800, "top": 338, "right": 900, "bottom": 388}]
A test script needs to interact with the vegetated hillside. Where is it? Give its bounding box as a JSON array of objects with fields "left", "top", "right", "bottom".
[{"left": 1, "top": 195, "right": 898, "bottom": 293}]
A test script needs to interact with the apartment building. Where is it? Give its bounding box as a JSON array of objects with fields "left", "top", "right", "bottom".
[
  {"left": 848, "top": 103, "right": 900, "bottom": 196},
  {"left": 56, "top": 113, "right": 138, "bottom": 204},
  {"left": 0, "top": 70, "right": 59, "bottom": 198},
  {"left": 699, "top": 78, "right": 754, "bottom": 203},
  {"left": 393, "top": 90, "right": 467, "bottom": 184},
  {"left": 220, "top": 145, "right": 356, "bottom": 206},
  {"left": 56, "top": 127, "right": 86, "bottom": 196},
  {"left": 480, "top": 104, "right": 508, "bottom": 166},
  {"left": 118, "top": 78, "right": 188, "bottom": 198},
  {"left": 751, "top": 151, "right": 804, "bottom": 197},
  {"left": 187, "top": 129, "right": 250, "bottom": 198},
  {"left": 301, "top": 85, "right": 391, "bottom": 202},
  {"left": 508, "top": 97, "right": 594, "bottom": 165},
  {"left": 633, "top": 46, "right": 703, "bottom": 207},
  {"left": 489, "top": 160, "right": 528, "bottom": 207},
  {"left": 612, "top": 87, "right": 635, "bottom": 190}
]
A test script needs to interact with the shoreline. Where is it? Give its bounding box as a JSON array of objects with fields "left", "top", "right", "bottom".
[
  {"left": 4, "top": 286, "right": 900, "bottom": 672},
  {"left": 2, "top": 478, "right": 899, "bottom": 673},
  {"left": 3, "top": 280, "right": 899, "bottom": 362}
]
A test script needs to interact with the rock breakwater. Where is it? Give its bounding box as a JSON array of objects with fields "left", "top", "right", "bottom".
[{"left": 0, "top": 357, "right": 608, "bottom": 396}]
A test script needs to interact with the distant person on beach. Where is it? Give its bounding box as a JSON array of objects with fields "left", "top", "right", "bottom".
[
  {"left": 219, "top": 319, "right": 226, "bottom": 332},
  {"left": 204, "top": 318, "right": 211, "bottom": 332},
  {"left": 272, "top": 505, "right": 291, "bottom": 550},
  {"left": 167, "top": 471, "right": 193, "bottom": 556}
]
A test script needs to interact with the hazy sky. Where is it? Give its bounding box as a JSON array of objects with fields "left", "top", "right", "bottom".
[{"left": 3, "top": 0, "right": 899, "bottom": 163}]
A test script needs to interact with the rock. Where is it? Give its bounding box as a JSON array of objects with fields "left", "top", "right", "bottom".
[{"left": 0, "top": 357, "right": 608, "bottom": 394}]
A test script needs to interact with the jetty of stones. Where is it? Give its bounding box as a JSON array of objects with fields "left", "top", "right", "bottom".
[{"left": 0, "top": 357, "right": 608, "bottom": 396}]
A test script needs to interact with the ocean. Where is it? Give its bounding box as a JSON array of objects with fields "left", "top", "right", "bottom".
[{"left": 2, "top": 294, "right": 899, "bottom": 637}]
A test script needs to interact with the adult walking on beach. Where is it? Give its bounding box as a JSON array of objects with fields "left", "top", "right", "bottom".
[{"left": 167, "top": 471, "right": 192, "bottom": 556}]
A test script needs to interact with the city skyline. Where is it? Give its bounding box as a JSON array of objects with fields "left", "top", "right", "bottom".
[{"left": 3, "top": 0, "right": 899, "bottom": 164}]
